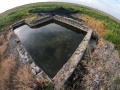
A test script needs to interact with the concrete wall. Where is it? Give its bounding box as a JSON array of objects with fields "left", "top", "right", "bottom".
[{"left": 54, "top": 15, "right": 90, "bottom": 32}]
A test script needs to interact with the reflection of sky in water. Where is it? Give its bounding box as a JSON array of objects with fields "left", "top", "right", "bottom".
[
  {"left": 14, "top": 23, "right": 85, "bottom": 78},
  {"left": 1, "top": 0, "right": 120, "bottom": 20}
]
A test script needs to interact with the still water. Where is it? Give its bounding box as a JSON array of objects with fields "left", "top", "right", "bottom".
[{"left": 14, "top": 21, "right": 85, "bottom": 78}]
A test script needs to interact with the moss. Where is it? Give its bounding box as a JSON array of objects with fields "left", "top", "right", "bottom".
[{"left": 115, "top": 77, "right": 120, "bottom": 85}]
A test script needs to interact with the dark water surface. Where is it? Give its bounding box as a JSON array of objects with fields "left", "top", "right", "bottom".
[{"left": 14, "top": 21, "right": 86, "bottom": 78}]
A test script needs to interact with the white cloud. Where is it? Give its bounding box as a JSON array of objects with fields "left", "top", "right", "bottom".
[{"left": 52, "top": 0, "right": 120, "bottom": 20}]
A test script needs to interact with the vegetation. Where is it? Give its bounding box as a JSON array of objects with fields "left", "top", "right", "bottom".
[
  {"left": 80, "top": 14, "right": 108, "bottom": 38},
  {"left": 13, "top": 64, "right": 35, "bottom": 90},
  {"left": 0, "top": 32, "right": 35, "bottom": 90},
  {"left": 0, "top": 2, "right": 120, "bottom": 48},
  {"left": 0, "top": 54, "right": 18, "bottom": 90},
  {"left": 115, "top": 77, "right": 120, "bottom": 85}
]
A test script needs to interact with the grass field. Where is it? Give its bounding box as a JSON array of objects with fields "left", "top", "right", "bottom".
[{"left": 0, "top": 2, "right": 120, "bottom": 51}]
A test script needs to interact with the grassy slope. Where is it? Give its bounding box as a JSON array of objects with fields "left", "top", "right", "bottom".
[{"left": 0, "top": 2, "right": 120, "bottom": 48}]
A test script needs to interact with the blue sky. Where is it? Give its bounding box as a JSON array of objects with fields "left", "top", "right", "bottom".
[{"left": 0, "top": 0, "right": 120, "bottom": 20}]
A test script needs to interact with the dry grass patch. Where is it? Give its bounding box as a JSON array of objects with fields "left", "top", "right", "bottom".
[
  {"left": 13, "top": 64, "right": 35, "bottom": 90},
  {"left": 0, "top": 34, "right": 7, "bottom": 45},
  {"left": 0, "top": 31, "right": 13, "bottom": 57},
  {"left": 80, "top": 14, "right": 108, "bottom": 38},
  {"left": 0, "top": 42, "right": 8, "bottom": 57},
  {"left": 0, "top": 32, "right": 35, "bottom": 90},
  {"left": 7, "top": 31, "right": 13, "bottom": 40},
  {"left": 0, "top": 54, "right": 17, "bottom": 90}
]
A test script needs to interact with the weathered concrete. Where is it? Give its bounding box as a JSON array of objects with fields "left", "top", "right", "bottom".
[
  {"left": 31, "top": 15, "right": 53, "bottom": 27},
  {"left": 54, "top": 15, "right": 90, "bottom": 32},
  {"left": 10, "top": 20, "right": 29, "bottom": 30},
  {"left": 11, "top": 15, "right": 94, "bottom": 89}
]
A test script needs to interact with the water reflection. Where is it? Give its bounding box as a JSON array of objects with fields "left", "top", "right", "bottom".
[{"left": 15, "top": 22, "right": 85, "bottom": 78}]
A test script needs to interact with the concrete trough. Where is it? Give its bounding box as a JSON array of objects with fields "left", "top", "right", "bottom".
[{"left": 11, "top": 15, "right": 93, "bottom": 89}]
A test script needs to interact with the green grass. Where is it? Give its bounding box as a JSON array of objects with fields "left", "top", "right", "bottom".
[
  {"left": 0, "top": 2, "right": 120, "bottom": 47},
  {"left": 0, "top": 12, "right": 27, "bottom": 28},
  {"left": 104, "top": 29, "right": 120, "bottom": 45},
  {"left": 115, "top": 77, "right": 120, "bottom": 85}
]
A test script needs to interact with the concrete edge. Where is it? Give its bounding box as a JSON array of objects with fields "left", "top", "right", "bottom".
[{"left": 53, "top": 30, "right": 93, "bottom": 90}]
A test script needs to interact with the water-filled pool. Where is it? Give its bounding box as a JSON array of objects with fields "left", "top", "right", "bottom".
[{"left": 14, "top": 21, "right": 86, "bottom": 78}]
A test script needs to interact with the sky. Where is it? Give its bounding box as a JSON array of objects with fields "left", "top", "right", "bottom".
[{"left": 0, "top": 0, "right": 120, "bottom": 20}]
